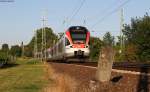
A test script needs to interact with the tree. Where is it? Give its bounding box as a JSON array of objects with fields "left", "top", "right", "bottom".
[
  {"left": 25, "top": 27, "right": 58, "bottom": 57},
  {"left": 10, "top": 45, "right": 22, "bottom": 57},
  {"left": 24, "top": 45, "right": 32, "bottom": 57},
  {"left": 58, "top": 32, "right": 64, "bottom": 39},
  {"left": 0, "top": 44, "right": 9, "bottom": 59},
  {"left": 1, "top": 43, "right": 9, "bottom": 52},
  {"left": 123, "top": 13, "right": 150, "bottom": 62},
  {"left": 90, "top": 37, "right": 103, "bottom": 61},
  {"left": 0, "top": 44, "right": 10, "bottom": 64},
  {"left": 103, "top": 32, "right": 115, "bottom": 46}
]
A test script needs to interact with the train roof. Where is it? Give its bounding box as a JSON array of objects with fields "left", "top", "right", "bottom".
[{"left": 68, "top": 26, "right": 88, "bottom": 31}]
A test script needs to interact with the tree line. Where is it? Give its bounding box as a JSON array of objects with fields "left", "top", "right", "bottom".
[
  {"left": 0, "top": 13, "right": 149, "bottom": 62},
  {"left": 77, "top": 13, "right": 149, "bottom": 62}
]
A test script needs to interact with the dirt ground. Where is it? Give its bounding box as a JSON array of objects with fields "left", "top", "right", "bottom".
[{"left": 45, "top": 62, "right": 150, "bottom": 92}]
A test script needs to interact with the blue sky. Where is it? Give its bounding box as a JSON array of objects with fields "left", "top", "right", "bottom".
[{"left": 0, "top": 0, "right": 150, "bottom": 46}]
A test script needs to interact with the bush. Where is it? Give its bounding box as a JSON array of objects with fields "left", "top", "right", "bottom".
[{"left": 0, "top": 52, "right": 14, "bottom": 66}]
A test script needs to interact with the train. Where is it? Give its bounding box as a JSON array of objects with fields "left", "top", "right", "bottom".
[{"left": 47, "top": 26, "right": 90, "bottom": 62}]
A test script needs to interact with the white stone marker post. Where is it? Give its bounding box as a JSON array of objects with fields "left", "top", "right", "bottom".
[{"left": 96, "top": 46, "right": 115, "bottom": 82}]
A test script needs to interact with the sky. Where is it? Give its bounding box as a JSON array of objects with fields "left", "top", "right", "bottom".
[{"left": 0, "top": 0, "right": 150, "bottom": 47}]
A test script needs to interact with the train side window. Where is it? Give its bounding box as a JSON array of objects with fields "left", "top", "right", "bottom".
[{"left": 65, "top": 37, "right": 70, "bottom": 46}]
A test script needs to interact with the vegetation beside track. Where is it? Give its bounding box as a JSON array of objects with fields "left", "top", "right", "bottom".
[
  {"left": 1, "top": 13, "right": 150, "bottom": 63},
  {"left": 0, "top": 58, "right": 50, "bottom": 92},
  {"left": 0, "top": 52, "right": 11, "bottom": 67}
]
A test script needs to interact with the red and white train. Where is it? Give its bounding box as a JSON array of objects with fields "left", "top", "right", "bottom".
[{"left": 47, "top": 26, "right": 90, "bottom": 61}]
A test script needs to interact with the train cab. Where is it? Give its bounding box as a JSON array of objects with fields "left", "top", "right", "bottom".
[
  {"left": 47, "top": 26, "right": 90, "bottom": 62},
  {"left": 64, "top": 26, "right": 90, "bottom": 59}
]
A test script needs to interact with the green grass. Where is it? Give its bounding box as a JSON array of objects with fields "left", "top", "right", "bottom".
[{"left": 0, "top": 58, "right": 48, "bottom": 92}]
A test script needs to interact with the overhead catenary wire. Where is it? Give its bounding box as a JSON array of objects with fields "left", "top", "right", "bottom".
[
  {"left": 84, "top": 0, "right": 121, "bottom": 28},
  {"left": 67, "top": 0, "right": 86, "bottom": 26},
  {"left": 91, "top": 0, "right": 132, "bottom": 29},
  {"left": 87, "top": 0, "right": 120, "bottom": 21}
]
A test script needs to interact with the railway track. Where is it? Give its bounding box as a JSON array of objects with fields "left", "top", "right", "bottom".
[
  {"left": 48, "top": 61, "right": 150, "bottom": 73},
  {"left": 74, "top": 62, "right": 150, "bottom": 73}
]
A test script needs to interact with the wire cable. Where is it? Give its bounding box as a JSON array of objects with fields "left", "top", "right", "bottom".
[
  {"left": 87, "top": 0, "right": 120, "bottom": 21},
  {"left": 67, "top": 0, "right": 86, "bottom": 25},
  {"left": 91, "top": 0, "right": 132, "bottom": 29}
]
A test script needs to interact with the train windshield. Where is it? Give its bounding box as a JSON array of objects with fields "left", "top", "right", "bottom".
[
  {"left": 70, "top": 29, "right": 87, "bottom": 44},
  {"left": 71, "top": 33, "right": 86, "bottom": 44}
]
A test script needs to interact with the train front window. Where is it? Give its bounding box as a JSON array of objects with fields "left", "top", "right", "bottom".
[
  {"left": 71, "top": 33, "right": 86, "bottom": 43},
  {"left": 69, "top": 26, "right": 88, "bottom": 44}
]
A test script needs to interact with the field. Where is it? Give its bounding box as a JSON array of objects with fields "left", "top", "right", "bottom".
[{"left": 0, "top": 58, "right": 49, "bottom": 92}]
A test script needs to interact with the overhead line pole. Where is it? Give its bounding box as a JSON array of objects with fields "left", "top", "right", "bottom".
[
  {"left": 34, "top": 30, "right": 38, "bottom": 59},
  {"left": 120, "top": 8, "right": 124, "bottom": 54},
  {"left": 41, "top": 20, "right": 44, "bottom": 61},
  {"left": 21, "top": 41, "right": 24, "bottom": 58},
  {"left": 41, "top": 10, "right": 47, "bottom": 61}
]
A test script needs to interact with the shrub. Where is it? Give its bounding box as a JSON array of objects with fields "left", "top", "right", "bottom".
[{"left": 0, "top": 51, "right": 14, "bottom": 66}]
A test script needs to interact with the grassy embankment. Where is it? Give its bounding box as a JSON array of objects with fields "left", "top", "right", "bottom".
[{"left": 0, "top": 58, "right": 50, "bottom": 92}]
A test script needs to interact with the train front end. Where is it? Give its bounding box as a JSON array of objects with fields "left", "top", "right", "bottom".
[{"left": 64, "top": 26, "right": 90, "bottom": 60}]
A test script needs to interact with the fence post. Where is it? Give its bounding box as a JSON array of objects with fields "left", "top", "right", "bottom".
[{"left": 96, "top": 46, "right": 115, "bottom": 82}]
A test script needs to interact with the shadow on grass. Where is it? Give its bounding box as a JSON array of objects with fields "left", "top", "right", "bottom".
[{"left": 0, "top": 63, "right": 19, "bottom": 69}]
